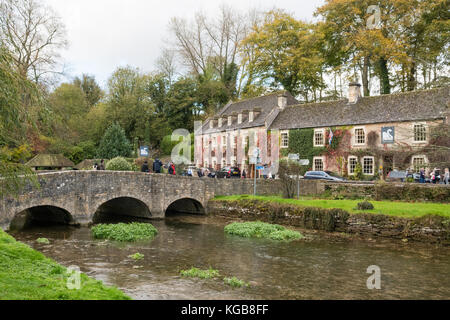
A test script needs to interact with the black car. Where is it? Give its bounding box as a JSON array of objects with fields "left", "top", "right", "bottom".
[
  {"left": 303, "top": 171, "right": 345, "bottom": 182},
  {"left": 216, "top": 166, "right": 241, "bottom": 179}
]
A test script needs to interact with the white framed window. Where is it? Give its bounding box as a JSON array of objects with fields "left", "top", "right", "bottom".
[
  {"left": 209, "top": 121, "right": 214, "bottom": 129},
  {"left": 412, "top": 155, "right": 427, "bottom": 173},
  {"left": 362, "top": 156, "right": 374, "bottom": 175},
  {"left": 228, "top": 116, "right": 232, "bottom": 126},
  {"left": 218, "top": 118, "right": 222, "bottom": 127},
  {"left": 249, "top": 112, "right": 254, "bottom": 123},
  {"left": 313, "top": 157, "right": 324, "bottom": 171},
  {"left": 281, "top": 131, "right": 289, "bottom": 149},
  {"left": 222, "top": 136, "right": 227, "bottom": 146},
  {"left": 413, "top": 123, "right": 427, "bottom": 142},
  {"left": 354, "top": 127, "right": 366, "bottom": 145},
  {"left": 213, "top": 136, "right": 217, "bottom": 147},
  {"left": 238, "top": 114, "right": 242, "bottom": 124},
  {"left": 314, "top": 129, "right": 325, "bottom": 147},
  {"left": 348, "top": 156, "right": 358, "bottom": 175}
]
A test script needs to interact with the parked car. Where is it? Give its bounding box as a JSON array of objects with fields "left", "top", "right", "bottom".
[
  {"left": 303, "top": 171, "right": 346, "bottom": 182},
  {"left": 216, "top": 166, "right": 241, "bottom": 179}
]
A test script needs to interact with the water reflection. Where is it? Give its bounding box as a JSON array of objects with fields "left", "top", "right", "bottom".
[{"left": 10, "top": 216, "right": 450, "bottom": 300}]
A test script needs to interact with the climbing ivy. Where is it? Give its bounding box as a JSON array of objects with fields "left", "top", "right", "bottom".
[{"left": 287, "top": 129, "right": 325, "bottom": 168}]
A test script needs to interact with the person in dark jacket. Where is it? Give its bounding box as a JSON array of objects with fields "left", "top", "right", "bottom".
[
  {"left": 98, "top": 159, "right": 105, "bottom": 170},
  {"left": 141, "top": 161, "right": 150, "bottom": 173},
  {"left": 153, "top": 158, "right": 163, "bottom": 173}
]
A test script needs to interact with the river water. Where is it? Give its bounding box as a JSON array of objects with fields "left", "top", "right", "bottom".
[{"left": 9, "top": 215, "right": 450, "bottom": 300}]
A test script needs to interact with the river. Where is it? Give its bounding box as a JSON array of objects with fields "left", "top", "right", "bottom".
[{"left": 9, "top": 215, "right": 450, "bottom": 300}]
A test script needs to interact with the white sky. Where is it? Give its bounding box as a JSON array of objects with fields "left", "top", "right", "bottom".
[{"left": 44, "top": 0, "right": 326, "bottom": 88}]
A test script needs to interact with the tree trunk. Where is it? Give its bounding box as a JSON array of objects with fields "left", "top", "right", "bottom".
[
  {"left": 362, "top": 57, "right": 370, "bottom": 97},
  {"left": 407, "top": 61, "right": 416, "bottom": 91},
  {"left": 378, "top": 58, "right": 390, "bottom": 95}
]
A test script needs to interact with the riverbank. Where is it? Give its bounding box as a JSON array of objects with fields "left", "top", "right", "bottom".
[
  {"left": 0, "top": 229, "right": 130, "bottom": 300},
  {"left": 208, "top": 196, "right": 450, "bottom": 245}
]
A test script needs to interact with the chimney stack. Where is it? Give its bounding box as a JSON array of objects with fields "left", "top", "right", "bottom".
[
  {"left": 278, "top": 93, "right": 288, "bottom": 109},
  {"left": 348, "top": 82, "right": 362, "bottom": 104}
]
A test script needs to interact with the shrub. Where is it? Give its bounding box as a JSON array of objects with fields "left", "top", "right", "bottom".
[
  {"left": 223, "top": 277, "right": 249, "bottom": 288},
  {"left": 180, "top": 267, "right": 220, "bottom": 279},
  {"left": 224, "top": 221, "right": 304, "bottom": 241},
  {"left": 106, "top": 157, "right": 133, "bottom": 171},
  {"left": 91, "top": 223, "right": 158, "bottom": 242},
  {"left": 355, "top": 201, "right": 375, "bottom": 211}
]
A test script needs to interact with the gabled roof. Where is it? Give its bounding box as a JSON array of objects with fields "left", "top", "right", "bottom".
[
  {"left": 201, "top": 91, "right": 298, "bottom": 134},
  {"left": 26, "top": 154, "right": 75, "bottom": 168},
  {"left": 270, "top": 86, "right": 449, "bottom": 130}
]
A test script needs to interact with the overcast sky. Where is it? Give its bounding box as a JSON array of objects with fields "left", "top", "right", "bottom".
[{"left": 43, "top": 0, "right": 326, "bottom": 88}]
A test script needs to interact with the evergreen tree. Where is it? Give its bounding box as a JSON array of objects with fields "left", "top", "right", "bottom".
[{"left": 96, "top": 123, "right": 132, "bottom": 159}]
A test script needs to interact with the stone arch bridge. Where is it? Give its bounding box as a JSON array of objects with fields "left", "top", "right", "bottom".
[{"left": 0, "top": 171, "right": 291, "bottom": 230}]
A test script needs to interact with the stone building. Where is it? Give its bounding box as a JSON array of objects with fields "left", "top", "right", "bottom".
[
  {"left": 194, "top": 92, "right": 298, "bottom": 175},
  {"left": 270, "top": 84, "right": 449, "bottom": 178}
]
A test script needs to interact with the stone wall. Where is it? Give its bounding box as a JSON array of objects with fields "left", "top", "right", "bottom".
[
  {"left": 323, "top": 182, "right": 450, "bottom": 203},
  {"left": 208, "top": 199, "right": 450, "bottom": 244}
]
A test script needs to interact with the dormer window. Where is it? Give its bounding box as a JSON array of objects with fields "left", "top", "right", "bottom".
[
  {"left": 249, "top": 112, "right": 254, "bottom": 123},
  {"left": 209, "top": 121, "right": 214, "bottom": 129},
  {"left": 238, "top": 114, "right": 242, "bottom": 124},
  {"left": 218, "top": 118, "right": 222, "bottom": 127},
  {"left": 228, "top": 116, "right": 232, "bottom": 126}
]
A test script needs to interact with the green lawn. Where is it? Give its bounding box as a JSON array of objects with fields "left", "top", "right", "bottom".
[
  {"left": 0, "top": 229, "right": 131, "bottom": 300},
  {"left": 215, "top": 195, "right": 450, "bottom": 219}
]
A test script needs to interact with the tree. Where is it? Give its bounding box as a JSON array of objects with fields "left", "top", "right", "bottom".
[
  {"left": 0, "top": 0, "right": 68, "bottom": 83},
  {"left": 96, "top": 123, "right": 132, "bottom": 159},
  {"left": 0, "top": 48, "right": 38, "bottom": 198},
  {"left": 242, "top": 10, "right": 326, "bottom": 101},
  {"left": 73, "top": 74, "right": 103, "bottom": 107}
]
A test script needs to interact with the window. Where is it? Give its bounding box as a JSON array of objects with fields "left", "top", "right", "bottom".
[
  {"left": 238, "top": 114, "right": 242, "bottom": 124},
  {"left": 354, "top": 128, "right": 366, "bottom": 145},
  {"left": 314, "top": 129, "right": 325, "bottom": 147},
  {"left": 313, "top": 157, "right": 324, "bottom": 171},
  {"left": 412, "top": 156, "right": 426, "bottom": 173},
  {"left": 281, "top": 131, "right": 289, "bottom": 148},
  {"left": 218, "top": 118, "right": 222, "bottom": 127},
  {"left": 414, "top": 124, "right": 427, "bottom": 142},
  {"left": 348, "top": 156, "right": 358, "bottom": 175},
  {"left": 213, "top": 137, "right": 217, "bottom": 146},
  {"left": 363, "top": 157, "right": 374, "bottom": 175},
  {"left": 204, "top": 160, "right": 209, "bottom": 168},
  {"left": 228, "top": 116, "right": 232, "bottom": 126},
  {"left": 209, "top": 121, "right": 214, "bottom": 129},
  {"left": 223, "top": 136, "right": 227, "bottom": 146},
  {"left": 249, "top": 112, "right": 254, "bottom": 123}
]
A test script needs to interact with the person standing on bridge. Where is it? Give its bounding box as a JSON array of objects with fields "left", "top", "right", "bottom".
[
  {"left": 153, "top": 158, "right": 163, "bottom": 174},
  {"left": 168, "top": 162, "right": 176, "bottom": 175},
  {"left": 141, "top": 161, "right": 150, "bottom": 173}
]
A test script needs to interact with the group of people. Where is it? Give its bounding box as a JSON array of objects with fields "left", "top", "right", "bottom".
[
  {"left": 419, "top": 167, "right": 449, "bottom": 184},
  {"left": 140, "top": 159, "right": 176, "bottom": 175}
]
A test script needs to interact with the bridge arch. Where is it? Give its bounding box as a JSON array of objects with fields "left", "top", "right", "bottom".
[
  {"left": 165, "top": 198, "right": 206, "bottom": 216},
  {"left": 10, "top": 205, "right": 74, "bottom": 230},
  {"left": 93, "top": 196, "right": 152, "bottom": 223}
]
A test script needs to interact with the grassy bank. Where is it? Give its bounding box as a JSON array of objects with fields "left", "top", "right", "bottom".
[
  {"left": 0, "top": 229, "right": 130, "bottom": 300},
  {"left": 215, "top": 195, "right": 450, "bottom": 219}
]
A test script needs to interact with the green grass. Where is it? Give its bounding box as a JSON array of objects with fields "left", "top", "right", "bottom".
[
  {"left": 216, "top": 195, "right": 450, "bottom": 219},
  {"left": 224, "top": 221, "right": 304, "bottom": 241},
  {"left": 223, "top": 276, "right": 250, "bottom": 288},
  {"left": 180, "top": 267, "right": 220, "bottom": 279},
  {"left": 91, "top": 222, "right": 158, "bottom": 242},
  {"left": 0, "top": 229, "right": 130, "bottom": 300}
]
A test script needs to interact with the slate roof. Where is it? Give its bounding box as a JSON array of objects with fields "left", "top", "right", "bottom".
[
  {"left": 270, "top": 86, "right": 449, "bottom": 130},
  {"left": 201, "top": 91, "right": 298, "bottom": 134},
  {"left": 26, "top": 154, "right": 75, "bottom": 168}
]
